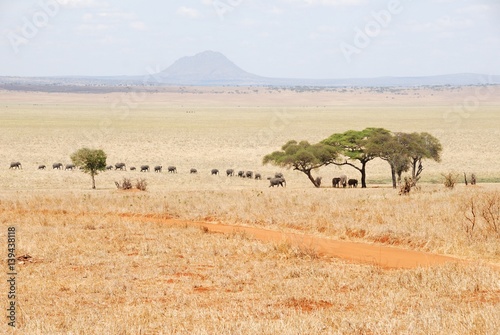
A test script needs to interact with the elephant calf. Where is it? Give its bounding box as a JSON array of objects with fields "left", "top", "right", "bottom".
[{"left": 190, "top": 168, "right": 197, "bottom": 174}]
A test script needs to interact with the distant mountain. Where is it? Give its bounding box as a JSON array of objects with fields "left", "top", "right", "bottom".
[
  {"left": 154, "top": 50, "right": 268, "bottom": 85},
  {"left": 1, "top": 50, "right": 500, "bottom": 90},
  {"left": 152, "top": 51, "right": 500, "bottom": 87}
]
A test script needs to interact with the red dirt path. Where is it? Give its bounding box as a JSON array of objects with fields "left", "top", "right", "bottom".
[
  {"left": 163, "top": 218, "right": 461, "bottom": 270},
  {"left": 5, "top": 208, "right": 462, "bottom": 269}
]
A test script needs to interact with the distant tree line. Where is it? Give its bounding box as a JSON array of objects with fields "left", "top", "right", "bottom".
[{"left": 263, "top": 128, "right": 442, "bottom": 188}]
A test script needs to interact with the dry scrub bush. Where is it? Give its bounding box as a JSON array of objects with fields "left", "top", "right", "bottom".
[
  {"left": 135, "top": 178, "right": 148, "bottom": 191},
  {"left": 115, "top": 178, "right": 147, "bottom": 191},
  {"left": 114, "top": 177, "right": 133, "bottom": 190},
  {"left": 399, "top": 176, "right": 418, "bottom": 195},
  {"left": 462, "top": 191, "right": 500, "bottom": 239},
  {"left": 442, "top": 172, "right": 459, "bottom": 189}
]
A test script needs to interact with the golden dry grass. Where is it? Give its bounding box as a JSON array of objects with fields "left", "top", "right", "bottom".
[
  {"left": 0, "top": 86, "right": 499, "bottom": 334},
  {"left": 1, "top": 192, "right": 499, "bottom": 334}
]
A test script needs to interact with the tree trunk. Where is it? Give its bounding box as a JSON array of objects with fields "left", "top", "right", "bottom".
[
  {"left": 411, "top": 157, "right": 423, "bottom": 181},
  {"left": 390, "top": 164, "right": 397, "bottom": 189},
  {"left": 305, "top": 170, "right": 320, "bottom": 188},
  {"left": 415, "top": 161, "right": 423, "bottom": 180},
  {"left": 91, "top": 173, "right": 96, "bottom": 189},
  {"left": 360, "top": 163, "right": 367, "bottom": 188},
  {"left": 411, "top": 158, "right": 417, "bottom": 180},
  {"left": 397, "top": 171, "right": 403, "bottom": 185}
]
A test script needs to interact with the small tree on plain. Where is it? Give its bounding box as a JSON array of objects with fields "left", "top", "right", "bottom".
[{"left": 70, "top": 148, "right": 107, "bottom": 189}]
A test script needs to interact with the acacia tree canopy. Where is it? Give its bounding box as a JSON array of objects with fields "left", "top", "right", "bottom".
[
  {"left": 70, "top": 148, "right": 107, "bottom": 189},
  {"left": 322, "top": 128, "right": 391, "bottom": 188},
  {"left": 263, "top": 140, "right": 339, "bottom": 187},
  {"left": 395, "top": 132, "right": 442, "bottom": 181}
]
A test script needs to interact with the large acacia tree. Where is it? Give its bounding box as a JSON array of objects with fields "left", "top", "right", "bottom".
[
  {"left": 322, "top": 128, "right": 391, "bottom": 188},
  {"left": 263, "top": 140, "right": 339, "bottom": 187},
  {"left": 71, "top": 148, "right": 107, "bottom": 189}
]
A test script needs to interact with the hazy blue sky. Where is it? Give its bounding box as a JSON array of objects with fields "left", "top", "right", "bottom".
[{"left": 1, "top": 0, "right": 499, "bottom": 78}]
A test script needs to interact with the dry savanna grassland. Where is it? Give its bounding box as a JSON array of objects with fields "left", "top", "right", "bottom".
[{"left": 0, "top": 85, "right": 499, "bottom": 334}]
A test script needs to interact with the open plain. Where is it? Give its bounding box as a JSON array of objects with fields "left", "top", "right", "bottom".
[{"left": 1, "top": 85, "right": 499, "bottom": 334}]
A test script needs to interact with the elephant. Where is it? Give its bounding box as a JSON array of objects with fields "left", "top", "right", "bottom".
[
  {"left": 38, "top": 165, "right": 46, "bottom": 170},
  {"left": 340, "top": 174, "right": 348, "bottom": 188},
  {"left": 190, "top": 168, "right": 197, "bottom": 174},
  {"left": 211, "top": 169, "right": 219, "bottom": 175},
  {"left": 9, "top": 162, "right": 22, "bottom": 169},
  {"left": 52, "top": 162, "right": 63, "bottom": 170},
  {"left": 246, "top": 171, "right": 253, "bottom": 179},
  {"left": 348, "top": 179, "right": 358, "bottom": 188},
  {"left": 65, "top": 164, "right": 76, "bottom": 170},
  {"left": 237, "top": 170, "right": 245, "bottom": 178},
  {"left": 268, "top": 177, "right": 286, "bottom": 187},
  {"left": 226, "top": 169, "right": 234, "bottom": 176},
  {"left": 154, "top": 165, "right": 163, "bottom": 173},
  {"left": 275, "top": 172, "right": 284, "bottom": 179},
  {"left": 332, "top": 177, "right": 341, "bottom": 188},
  {"left": 140, "top": 165, "right": 150, "bottom": 172},
  {"left": 130, "top": 167, "right": 136, "bottom": 171},
  {"left": 106, "top": 165, "right": 114, "bottom": 170},
  {"left": 115, "top": 162, "right": 126, "bottom": 171},
  {"left": 168, "top": 166, "right": 177, "bottom": 173},
  {"left": 255, "top": 173, "right": 262, "bottom": 180}
]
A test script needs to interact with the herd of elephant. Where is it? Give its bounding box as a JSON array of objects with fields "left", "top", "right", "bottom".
[
  {"left": 7, "top": 161, "right": 357, "bottom": 188},
  {"left": 7, "top": 161, "right": 287, "bottom": 187},
  {"left": 332, "top": 174, "right": 359, "bottom": 188}
]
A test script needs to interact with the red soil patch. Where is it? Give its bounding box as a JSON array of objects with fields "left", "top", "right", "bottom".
[
  {"left": 193, "top": 286, "right": 214, "bottom": 293},
  {"left": 459, "top": 290, "right": 500, "bottom": 304},
  {"left": 282, "top": 298, "right": 333, "bottom": 312},
  {"left": 173, "top": 272, "right": 207, "bottom": 280},
  {"left": 345, "top": 228, "right": 366, "bottom": 238}
]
